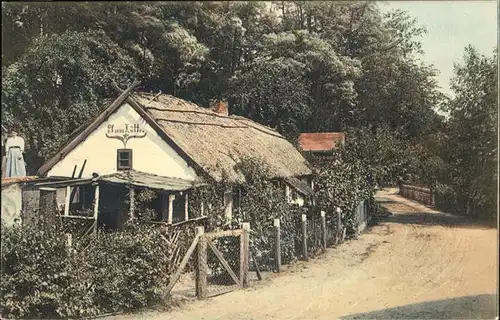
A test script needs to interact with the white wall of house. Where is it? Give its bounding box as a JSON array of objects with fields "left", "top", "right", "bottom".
[
  {"left": 47, "top": 103, "right": 198, "bottom": 181},
  {"left": 1, "top": 183, "right": 22, "bottom": 227},
  {"left": 285, "top": 184, "right": 306, "bottom": 207}
]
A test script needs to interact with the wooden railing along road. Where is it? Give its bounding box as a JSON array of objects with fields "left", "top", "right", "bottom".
[{"left": 399, "top": 184, "right": 435, "bottom": 206}]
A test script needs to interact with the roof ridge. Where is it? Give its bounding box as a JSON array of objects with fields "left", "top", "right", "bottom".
[
  {"left": 155, "top": 118, "right": 248, "bottom": 129},
  {"left": 136, "top": 92, "right": 286, "bottom": 140}
]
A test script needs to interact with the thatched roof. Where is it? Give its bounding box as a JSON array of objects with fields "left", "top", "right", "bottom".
[
  {"left": 131, "top": 92, "right": 312, "bottom": 183},
  {"left": 38, "top": 84, "right": 312, "bottom": 184}
]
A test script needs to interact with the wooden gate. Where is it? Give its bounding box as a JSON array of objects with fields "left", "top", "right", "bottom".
[
  {"left": 199, "top": 223, "right": 250, "bottom": 298},
  {"left": 165, "top": 223, "right": 250, "bottom": 299}
]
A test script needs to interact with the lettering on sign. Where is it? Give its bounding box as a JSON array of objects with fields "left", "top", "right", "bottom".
[{"left": 106, "top": 124, "right": 146, "bottom": 148}]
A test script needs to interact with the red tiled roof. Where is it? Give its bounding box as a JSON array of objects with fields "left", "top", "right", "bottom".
[
  {"left": 1, "top": 176, "right": 39, "bottom": 186},
  {"left": 298, "top": 133, "right": 345, "bottom": 152}
]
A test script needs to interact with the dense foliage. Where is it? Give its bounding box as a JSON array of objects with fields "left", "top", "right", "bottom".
[
  {"left": 233, "top": 157, "right": 301, "bottom": 266},
  {"left": 1, "top": 220, "right": 171, "bottom": 319},
  {"left": 313, "top": 143, "right": 376, "bottom": 237},
  {"left": 3, "top": 1, "right": 443, "bottom": 173},
  {"left": 1, "top": 2, "right": 496, "bottom": 216},
  {"left": 189, "top": 157, "right": 302, "bottom": 271},
  {"left": 426, "top": 47, "right": 497, "bottom": 219}
]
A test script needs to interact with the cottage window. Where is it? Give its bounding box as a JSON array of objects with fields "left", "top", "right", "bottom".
[{"left": 117, "top": 149, "right": 132, "bottom": 170}]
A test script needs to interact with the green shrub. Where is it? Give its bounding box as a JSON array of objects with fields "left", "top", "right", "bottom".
[
  {"left": 234, "top": 157, "right": 301, "bottom": 270},
  {"left": 191, "top": 156, "right": 303, "bottom": 271},
  {"left": 1, "top": 223, "right": 96, "bottom": 319},
  {"left": 1, "top": 221, "right": 171, "bottom": 319},
  {"left": 314, "top": 150, "right": 375, "bottom": 238},
  {"left": 88, "top": 223, "right": 170, "bottom": 313}
]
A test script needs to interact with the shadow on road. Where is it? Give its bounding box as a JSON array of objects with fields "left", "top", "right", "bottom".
[
  {"left": 340, "top": 294, "right": 498, "bottom": 319},
  {"left": 374, "top": 211, "right": 497, "bottom": 230}
]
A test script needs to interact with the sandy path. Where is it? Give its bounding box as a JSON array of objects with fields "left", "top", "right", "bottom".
[{"left": 115, "top": 189, "right": 498, "bottom": 320}]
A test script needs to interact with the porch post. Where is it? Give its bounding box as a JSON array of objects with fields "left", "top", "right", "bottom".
[
  {"left": 160, "top": 192, "right": 169, "bottom": 221},
  {"left": 184, "top": 193, "right": 189, "bottom": 221},
  {"left": 168, "top": 194, "right": 175, "bottom": 224},
  {"left": 93, "top": 184, "right": 100, "bottom": 233},
  {"left": 64, "top": 186, "right": 71, "bottom": 216},
  {"left": 224, "top": 188, "right": 233, "bottom": 222}
]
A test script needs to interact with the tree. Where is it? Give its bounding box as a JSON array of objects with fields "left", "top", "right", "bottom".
[
  {"left": 230, "top": 57, "right": 311, "bottom": 137},
  {"left": 441, "top": 46, "right": 497, "bottom": 219},
  {"left": 2, "top": 30, "right": 139, "bottom": 173}
]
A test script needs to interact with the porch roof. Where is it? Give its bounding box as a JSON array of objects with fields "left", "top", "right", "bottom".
[
  {"left": 284, "top": 176, "right": 314, "bottom": 197},
  {"left": 98, "top": 170, "right": 206, "bottom": 191},
  {"left": 33, "top": 170, "right": 206, "bottom": 192}
]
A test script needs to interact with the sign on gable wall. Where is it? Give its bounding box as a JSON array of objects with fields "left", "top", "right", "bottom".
[{"left": 106, "top": 124, "right": 146, "bottom": 148}]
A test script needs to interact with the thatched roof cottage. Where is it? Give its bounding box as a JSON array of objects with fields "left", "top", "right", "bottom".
[{"left": 34, "top": 82, "right": 313, "bottom": 229}]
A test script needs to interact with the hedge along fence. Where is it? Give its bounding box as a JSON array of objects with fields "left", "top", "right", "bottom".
[
  {"left": 188, "top": 153, "right": 376, "bottom": 274},
  {"left": 187, "top": 156, "right": 307, "bottom": 274},
  {"left": 313, "top": 148, "right": 376, "bottom": 240},
  {"left": 265, "top": 205, "right": 349, "bottom": 273},
  {"left": 0, "top": 219, "right": 181, "bottom": 319}
]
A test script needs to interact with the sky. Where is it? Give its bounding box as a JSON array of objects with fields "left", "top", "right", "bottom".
[{"left": 379, "top": 1, "right": 498, "bottom": 98}]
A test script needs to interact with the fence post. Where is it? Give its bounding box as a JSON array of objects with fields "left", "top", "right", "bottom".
[
  {"left": 273, "top": 218, "right": 281, "bottom": 273},
  {"left": 301, "top": 214, "right": 308, "bottom": 261},
  {"left": 336, "top": 207, "right": 342, "bottom": 245},
  {"left": 195, "top": 226, "right": 207, "bottom": 299},
  {"left": 320, "top": 211, "right": 327, "bottom": 252},
  {"left": 240, "top": 222, "right": 250, "bottom": 288}
]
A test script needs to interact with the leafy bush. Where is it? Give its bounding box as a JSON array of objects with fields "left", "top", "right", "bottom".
[
  {"left": 233, "top": 157, "right": 302, "bottom": 269},
  {"left": 314, "top": 148, "right": 375, "bottom": 238},
  {"left": 1, "top": 223, "right": 96, "bottom": 319},
  {"left": 88, "top": 223, "right": 170, "bottom": 313},
  {"left": 190, "top": 156, "right": 303, "bottom": 271},
  {"left": 1, "top": 220, "right": 171, "bottom": 319}
]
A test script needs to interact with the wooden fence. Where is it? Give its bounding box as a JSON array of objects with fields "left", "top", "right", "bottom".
[
  {"left": 166, "top": 200, "right": 371, "bottom": 299},
  {"left": 399, "top": 184, "right": 434, "bottom": 206},
  {"left": 271, "top": 210, "right": 347, "bottom": 271}
]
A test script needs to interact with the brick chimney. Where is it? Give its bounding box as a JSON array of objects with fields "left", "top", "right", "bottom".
[{"left": 210, "top": 99, "right": 229, "bottom": 116}]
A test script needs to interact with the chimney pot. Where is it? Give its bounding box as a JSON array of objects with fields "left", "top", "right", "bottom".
[{"left": 212, "top": 100, "right": 229, "bottom": 116}]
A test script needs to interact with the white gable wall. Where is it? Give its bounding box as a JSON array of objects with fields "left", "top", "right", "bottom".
[{"left": 47, "top": 103, "right": 198, "bottom": 181}]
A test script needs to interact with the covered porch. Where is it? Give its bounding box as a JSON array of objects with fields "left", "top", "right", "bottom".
[{"left": 33, "top": 170, "right": 207, "bottom": 231}]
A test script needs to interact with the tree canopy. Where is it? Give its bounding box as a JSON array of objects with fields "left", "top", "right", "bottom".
[{"left": 1, "top": 2, "right": 496, "bottom": 219}]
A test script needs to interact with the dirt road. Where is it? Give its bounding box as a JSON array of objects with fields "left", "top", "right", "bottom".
[{"left": 117, "top": 189, "right": 498, "bottom": 319}]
